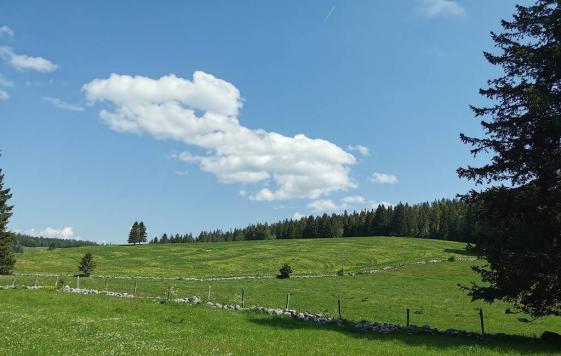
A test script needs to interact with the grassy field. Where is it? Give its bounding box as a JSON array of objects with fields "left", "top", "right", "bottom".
[
  {"left": 13, "top": 236, "right": 468, "bottom": 277},
  {"left": 3, "top": 236, "right": 561, "bottom": 355},
  {"left": 0, "top": 289, "right": 559, "bottom": 356}
]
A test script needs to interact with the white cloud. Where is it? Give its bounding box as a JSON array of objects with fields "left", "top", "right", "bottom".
[
  {"left": 341, "top": 195, "right": 365, "bottom": 204},
  {"left": 23, "top": 226, "right": 77, "bottom": 240},
  {"left": 369, "top": 200, "right": 394, "bottom": 208},
  {"left": 174, "top": 170, "right": 188, "bottom": 176},
  {"left": 0, "top": 26, "right": 14, "bottom": 37},
  {"left": 0, "top": 74, "right": 12, "bottom": 88},
  {"left": 417, "top": 0, "right": 465, "bottom": 18},
  {"left": 0, "top": 46, "right": 58, "bottom": 72},
  {"left": 84, "top": 72, "right": 356, "bottom": 201},
  {"left": 293, "top": 212, "right": 306, "bottom": 220},
  {"left": 43, "top": 96, "right": 84, "bottom": 112},
  {"left": 347, "top": 145, "right": 369, "bottom": 156},
  {"left": 307, "top": 199, "right": 338, "bottom": 211},
  {"left": 369, "top": 172, "right": 398, "bottom": 184},
  {"left": 0, "top": 74, "right": 11, "bottom": 101}
]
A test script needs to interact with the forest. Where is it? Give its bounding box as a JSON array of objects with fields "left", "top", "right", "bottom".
[
  {"left": 150, "top": 198, "right": 479, "bottom": 244},
  {"left": 11, "top": 233, "right": 97, "bottom": 251}
]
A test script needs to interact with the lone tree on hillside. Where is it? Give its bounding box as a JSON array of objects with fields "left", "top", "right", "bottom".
[
  {"left": 458, "top": 0, "right": 561, "bottom": 318},
  {"left": 0, "top": 153, "right": 15, "bottom": 275},
  {"left": 78, "top": 252, "right": 96, "bottom": 277}
]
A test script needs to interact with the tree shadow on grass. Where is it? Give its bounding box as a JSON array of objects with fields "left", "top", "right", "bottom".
[
  {"left": 249, "top": 316, "right": 560, "bottom": 354},
  {"left": 444, "top": 248, "right": 477, "bottom": 257}
]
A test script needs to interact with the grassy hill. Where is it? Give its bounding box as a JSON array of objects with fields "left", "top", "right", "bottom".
[
  {"left": 14, "top": 236, "right": 468, "bottom": 277},
  {"left": 2, "top": 236, "right": 560, "bottom": 354}
]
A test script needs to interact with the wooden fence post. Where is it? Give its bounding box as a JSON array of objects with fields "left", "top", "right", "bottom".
[
  {"left": 406, "top": 308, "right": 410, "bottom": 327},
  {"left": 104, "top": 277, "right": 108, "bottom": 290},
  {"left": 479, "top": 308, "right": 485, "bottom": 335},
  {"left": 11, "top": 277, "right": 16, "bottom": 288},
  {"left": 241, "top": 289, "right": 245, "bottom": 308},
  {"left": 338, "top": 299, "right": 342, "bottom": 319},
  {"left": 55, "top": 275, "right": 59, "bottom": 289},
  {"left": 208, "top": 285, "right": 212, "bottom": 301},
  {"left": 134, "top": 279, "right": 138, "bottom": 297},
  {"left": 34, "top": 275, "right": 38, "bottom": 288},
  {"left": 77, "top": 275, "right": 80, "bottom": 289},
  {"left": 167, "top": 285, "right": 171, "bottom": 301},
  {"left": 285, "top": 293, "right": 291, "bottom": 310}
]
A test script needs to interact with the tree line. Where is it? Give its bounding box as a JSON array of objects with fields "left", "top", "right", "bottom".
[
  {"left": 10, "top": 233, "right": 97, "bottom": 252},
  {"left": 149, "top": 198, "right": 479, "bottom": 244}
]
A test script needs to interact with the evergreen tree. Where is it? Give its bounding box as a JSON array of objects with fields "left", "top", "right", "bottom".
[
  {"left": 0, "top": 154, "right": 15, "bottom": 275},
  {"left": 458, "top": 0, "right": 561, "bottom": 317},
  {"left": 128, "top": 221, "right": 139, "bottom": 244},
  {"left": 138, "top": 222, "right": 147, "bottom": 244},
  {"left": 78, "top": 252, "right": 96, "bottom": 277}
]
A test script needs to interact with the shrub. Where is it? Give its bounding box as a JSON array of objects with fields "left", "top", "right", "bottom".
[
  {"left": 337, "top": 268, "right": 344, "bottom": 276},
  {"left": 278, "top": 264, "right": 293, "bottom": 279},
  {"left": 448, "top": 255, "right": 456, "bottom": 262},
  {"left": 48, "top": 242, "right": 56, "bottom": 250},
  {"left": 78, "top": 252, "right": 96, "bottom": 277}
]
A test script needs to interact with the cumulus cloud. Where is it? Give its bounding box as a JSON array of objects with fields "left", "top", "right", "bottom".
[
  {"left": 307, "top": 196, "right": 392, "bottom": 213},
  {"left": 341, "top": 195, "right": 366, "bottom": 204},
  {"left": 0, "top": 25, "right": 14, "bottom": 37},
  {"left": 43, "top": 96, "right": 84, "bottom": 112},
  {"left": 307, "top": 199, "right": 338, "bottom": 211},
  {"left": 369, "top": 172, "right": 398, "bottom": 184},
  {"left": 0, "top": 46, "right": 58, "bottom": 72},
  {"left": 417, "top": 0, "right": 465, "bottom": 18},
  {"left": 0, "top": 74, "right": 11, "bottom": 101},
  {"left": 293, "top": 212, "right": 306, "bottom": 220},
  {"left": 370, "top": 200, "right": 394, "bottom": 208},
  {"left": 0, "top": 74, "right": 12, "bottom": 88},
  {"left": 347, "top": 145, "right": 369, "bottom": 156},
  {"left": 174, "top": 170, "right": 189, "bottom": 176},
  {"left": 84, "top": 72, "right": 356, "bottom": 201},
  {"left": 23, "top": 226, "right": 77, "bottom": 240}
]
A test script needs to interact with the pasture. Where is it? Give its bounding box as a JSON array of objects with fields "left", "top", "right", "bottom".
[{"left": 2, "top": 236, "right": 560, "bottom": 355}]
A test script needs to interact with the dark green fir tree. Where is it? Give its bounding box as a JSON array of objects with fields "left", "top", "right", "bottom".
[
  {"left": 458, "top": 0, "right": 561, "bottom": 317},
  {"left": 0, "top": 153, "right": 15, "bottom": 275}
]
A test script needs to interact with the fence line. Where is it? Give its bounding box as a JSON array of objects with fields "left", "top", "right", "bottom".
[
  {"left": 10, "top": 257, "right": 477, "bottom": 281},
  {"left": 0, "top": 280, "right": 489, "bottom": 337}
]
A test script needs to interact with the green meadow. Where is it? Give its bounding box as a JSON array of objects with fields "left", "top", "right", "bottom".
[
  {"left": 13, "top": 236, "right": 467, "bottom": 277},
  {"left": 2, "top": 236, "right": 560, "bottom": 355}
]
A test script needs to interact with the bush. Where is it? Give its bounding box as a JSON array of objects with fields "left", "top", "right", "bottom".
[
  {"left": 337, "top": 268, "right": 344, "bottom": 276},
  {"left": 278, "top": 264, "right": 293, "bottom": 279},
  {"left": 448, "top": 255, "right": 456, "bottom": 262},
  {"left": 48, "top": 242, "right": 56, "bottom": 250},
  {"left": 78, "top": 252, "right": 96, "bottom": 277}
]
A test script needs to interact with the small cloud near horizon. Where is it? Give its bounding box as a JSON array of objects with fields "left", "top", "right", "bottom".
[
  {"left": 417, "top": 0, "right": 465, "bottom": 18},
  {"left": 369, "top": 172, "right": 398, "bottom": 184}
]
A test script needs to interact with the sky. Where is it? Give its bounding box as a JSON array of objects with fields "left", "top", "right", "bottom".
[{"left": 0, "top": 0, "right": 532, "bottom": 243}]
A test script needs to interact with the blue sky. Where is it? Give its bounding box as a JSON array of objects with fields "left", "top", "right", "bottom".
[{"left": 0, "top": 0, "right": 530, "bottom": 243}]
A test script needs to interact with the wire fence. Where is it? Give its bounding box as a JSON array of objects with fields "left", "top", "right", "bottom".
[{"left": 0, "top": 273, "right": 497, "bottom": 336}]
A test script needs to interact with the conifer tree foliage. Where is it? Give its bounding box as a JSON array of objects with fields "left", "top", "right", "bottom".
[
  {"left": 150, "top": 199, "right": 475, "bottom": 244},
  {"left": 78, "top": 252, "right": 96, "bottom": 277},
  {"left": 138, "top": 221, "right": 147, "bottom": 244},
  {"left": 458, "top": 1, "right": 561, "bottom": 317},
  {"left": 0, "top": 153, "right": 15, "bottom": 275},
  {"left": 128, "top": 221, "right": 139, "bottom": 244},
  {"left": 128, "top": 221, "right": 148, "bottom": 244}
]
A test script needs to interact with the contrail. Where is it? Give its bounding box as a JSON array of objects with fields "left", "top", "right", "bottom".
[{"left": 323, "top": 5, "right": 335, "bottom": 23}]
